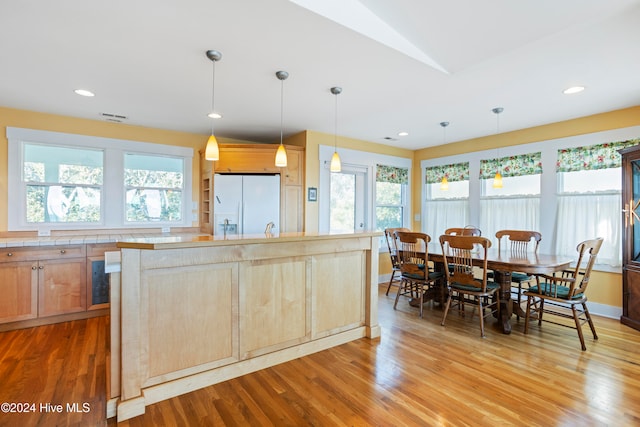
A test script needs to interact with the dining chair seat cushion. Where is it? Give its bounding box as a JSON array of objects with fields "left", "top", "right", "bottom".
[
  {"left": 511, "top": 272, "right": 532, "bottom": 283},
  {"left": 400, "top": 263, "right": 425, "bottom": 279},
  {"left": 450, "top": 280, "right": 499, "bottom": 293},
  {"left": 401, "top": 268, "right": 444, "bottom": 281},
  {"left": 486, "top": 271, "right": 531, "bottom": 282},
  {"left": 527, "top": 283, "right": 584, "bottom": 300}
]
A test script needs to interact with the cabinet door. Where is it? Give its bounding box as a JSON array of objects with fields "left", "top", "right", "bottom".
[
  {"left": 0, "top": 261, "right": 38, "bottom": 323},
  {"left": 283, "top": 185, "right": 302, "bottom": 232},
  {"left": 284, "top": 149, "right": 302, "bottom": 185},
  {"left": 39, "top": 258, "right": 87, "bottom": 317}
]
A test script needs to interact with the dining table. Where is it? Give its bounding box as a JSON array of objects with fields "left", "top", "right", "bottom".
[{"left": 426, "top": 244, "right": 573, "bottom": 334}]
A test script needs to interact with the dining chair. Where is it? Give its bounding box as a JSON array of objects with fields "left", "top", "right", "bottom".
[
  {"left": 439, "top": 234, "right": 500, "bottom": 337},
  {"left": 494, "top": 230, "right": 542, "bottom": 320},
  {"left": 393, "top": 231, "right": 444, "bottom": 318},
  {"left": 383, "top": 227, "right": 410, "bottom": 296},
  {"left": 444, "top": 226, "right": 482, "bottom": 236},
  {"left": 524, "top": 237, "right": 603, "bottom": 351}
]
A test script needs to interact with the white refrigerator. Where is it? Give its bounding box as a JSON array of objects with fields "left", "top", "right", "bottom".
[{"left": 213, "top": 174, "right": 280, "bottom": 235}]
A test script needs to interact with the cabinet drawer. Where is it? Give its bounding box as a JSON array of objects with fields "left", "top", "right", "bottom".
[
  {"left": 86, "top": 243, "right": 118, "bottom": 257},
  {"left": 0, "top": 245, "right": 86, "bottom": 263}
]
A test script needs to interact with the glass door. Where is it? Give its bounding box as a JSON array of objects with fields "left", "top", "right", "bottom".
[{"left": 330, "top": 168, "right": 366, "bottom": 233}]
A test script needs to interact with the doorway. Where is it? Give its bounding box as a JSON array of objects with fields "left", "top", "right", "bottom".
[{"left": 329, "top": 167, "right": 366, "bottom": 233}]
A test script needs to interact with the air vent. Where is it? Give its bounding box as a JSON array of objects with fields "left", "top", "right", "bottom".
[{"left": 100, "top": 112, "right": 129, "bottom": 122}]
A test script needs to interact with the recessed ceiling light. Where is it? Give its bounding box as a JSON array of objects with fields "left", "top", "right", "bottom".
[
  {"left": 563, "top": 86, "right": 585, "bottom": 95},
  {"left": 74, "top": 89, "right": 95, "bottom": 97},
  {"left": 398, "top": 131, "right": 409, "bottom": 136},
  {"left": 207, "top": 112, "right": 222, "bottom": 119}
]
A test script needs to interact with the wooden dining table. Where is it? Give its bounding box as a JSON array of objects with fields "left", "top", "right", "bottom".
[{"left": 426, "top": 244, "right": 573, "bottom": 334}]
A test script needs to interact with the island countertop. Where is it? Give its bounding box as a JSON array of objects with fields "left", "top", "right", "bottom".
[{"left": 115, "top": 230, "right": 382, "bottom": 250}]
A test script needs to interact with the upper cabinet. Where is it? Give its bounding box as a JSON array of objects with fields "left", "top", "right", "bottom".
[{"left": 200, "top": 144, "right": 305, "bottom": 234}]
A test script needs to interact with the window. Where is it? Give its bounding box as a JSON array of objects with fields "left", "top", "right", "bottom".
[
  {"left": 424, "top": 162, "right": 470, "bottom": 239},
  {"left": 8, "top": 127, "right": 193, "bottom": 231},
  {"left": 375, "top": 165, "right": 408, "bottom": 234},
  {"left": 555, "top": 140, "right": 639, "bottom": 266},
  {"left": 479, "top": 152, "right": 542, "bottom": 238},
  {"left": 23, "top": 143, "right": 103, "bottom": 224},
  {"left": 124, "top": 153, "right": 184, "bottom": 223}
]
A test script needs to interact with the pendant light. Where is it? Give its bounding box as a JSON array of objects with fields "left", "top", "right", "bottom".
[
  {"left": 492, "top": 107, "right": 504, "bottom": 189},
  {"left": 439, "top": 121, "right": 450, "bottom": 190},
  {"left": 205, "top": 50, "right": 222, "bottom": 161},
  {"left": 330, "top": 86, "right": 342, "bottom": 172},
  {"left": 274, "top": 70, "right": 289, "bottom": 167}
]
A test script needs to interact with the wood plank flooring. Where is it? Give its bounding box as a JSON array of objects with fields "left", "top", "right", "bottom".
[{"left": 2, "top": 285, "right": 640, "bottom": 426}]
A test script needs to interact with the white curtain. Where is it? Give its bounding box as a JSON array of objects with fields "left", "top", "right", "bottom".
[
  {"left": 479, "top": 197, "right": 540, "bottom": 244},
  {"left": 556, "top": 193, "right": 621, "bottom": 267},
  {"left": 424, "top": 199, "right": 469, "bottom": 242}
]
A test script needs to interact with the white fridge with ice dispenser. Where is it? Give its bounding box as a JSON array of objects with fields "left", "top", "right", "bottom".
[{"left": 213, "top": 173, "right": 280, "bottom": 235}]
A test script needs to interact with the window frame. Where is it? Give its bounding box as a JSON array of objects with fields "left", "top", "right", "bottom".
[
  {"left": 7, "top": 127, "right": 193, "bottom": 232},
  {"left": 375, "top": 180, "right": 407, "bottom": 233}
]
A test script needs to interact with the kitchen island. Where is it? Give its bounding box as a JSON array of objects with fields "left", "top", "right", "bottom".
[{"left": 107, "top": 231, "right": 381, "bottom": 421}]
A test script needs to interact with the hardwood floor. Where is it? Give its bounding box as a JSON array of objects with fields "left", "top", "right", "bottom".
[
  {"left": 2, "top": 285, "right": 640, "bottom": 426},
  {"left": 0, "top": 316, "right": 108, "bottom": 427}
]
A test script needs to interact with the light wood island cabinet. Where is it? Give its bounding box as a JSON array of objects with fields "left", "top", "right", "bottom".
[{"left": 107, "top": 231, "right": 380, "bottom": 421}]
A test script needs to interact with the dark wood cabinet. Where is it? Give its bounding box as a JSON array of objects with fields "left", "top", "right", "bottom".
[{"left": 620, "top": 144, "right": 640, "bottom": 331}]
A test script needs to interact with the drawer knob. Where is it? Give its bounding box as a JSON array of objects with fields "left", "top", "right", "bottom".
[
  {"left": 7, "top": 252, "right": 12, "bottom": 257},
  {"left": 60, "top": 249, "right": 66, "bottom": 254},
  {"left": 32, "top": 266, "right": 37, "bottom": 270}
]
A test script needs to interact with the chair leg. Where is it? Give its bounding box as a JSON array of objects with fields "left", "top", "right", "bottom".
[
  {"left": 538, "top": 299, "right": 545, "bottom": 326},
  {"left": 441, "top": 290, "right": 452, "bottom": 326},
  {"left": 478, "top": 298, "right": 485, "bottom": 338},
  {"left": 385, "top": 270, "right": 397, "bottom": 296},
  {"left": 418, "top": 285, "right": 424, "bottom": 318},
  {"left": 583, "top": 302, "right": 598, "bottom": 340},
  {"left": 572, "top": 305, "right": 587, "bottom": 351},
  {"left": 524, "top": 296, "right": 532, "bottom": 334},
  {"left": 515, "top": 282, "right": 522, "bottom": 321},
  {"left": 393, "top": 278, "right": 405, "bottom": 310}
]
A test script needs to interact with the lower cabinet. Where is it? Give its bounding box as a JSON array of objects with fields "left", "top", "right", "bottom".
[
  {"left": 0, "top": 243, "right": 117, "bottom": 329},
  {"left": 38, "top": 257, "right": 87, "bottom": 317},
  {"left": 0, "top": 260, "right": 38, "bottom": 323},
  {"left": 622, "top": 266, "right": 640, "bottom": 330}
]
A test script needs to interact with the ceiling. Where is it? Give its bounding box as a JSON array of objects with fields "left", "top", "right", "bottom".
[{"left": 1, "top": 0, "right": 639, "bottom": 150}]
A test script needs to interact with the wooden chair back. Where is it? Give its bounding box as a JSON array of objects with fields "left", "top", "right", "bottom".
[
  {"left": 495, "top": 230, "right": 542, "bottom": 255},
  {"left": 384, "top": 227, "right": 410, "bottom": 269},
  {"left": 558, "top": 238, "right": 603, "bottom": 298},
  {"left": 439, "top": 235, "right": 492, "bottom": 291},
  {"left": 394, "top": 231, "right": 430, "bottom": 280},
  {"left": 444, "top": 226, "right": 482, "bottom": 237}
]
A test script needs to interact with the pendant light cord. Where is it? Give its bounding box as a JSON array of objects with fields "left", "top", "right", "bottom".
[
  {"left": 211, "top": 60, "right": 216, "bottom": 135},
  {"left": 280, "top": 78, "right": 284, "bottom": 145},
  {"left": 334, "top": 92, "right": 338, "bottom": 150}
]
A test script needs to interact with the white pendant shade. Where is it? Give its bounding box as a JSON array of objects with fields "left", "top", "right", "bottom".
[
  {"left": 205, "top": 134, "right": 220, "bottom": 161},
  {"left": 493, "top": 171, "right": 503, "bottom": 188},
  {"left": 440, "top": 176, "right": 449, "bottom": 191},
  {"left": 330, "top": 151, "right": 342, "bottom": 172},
  {"left": 275, "top": 143, "right": 287, "bottom": 167}
]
